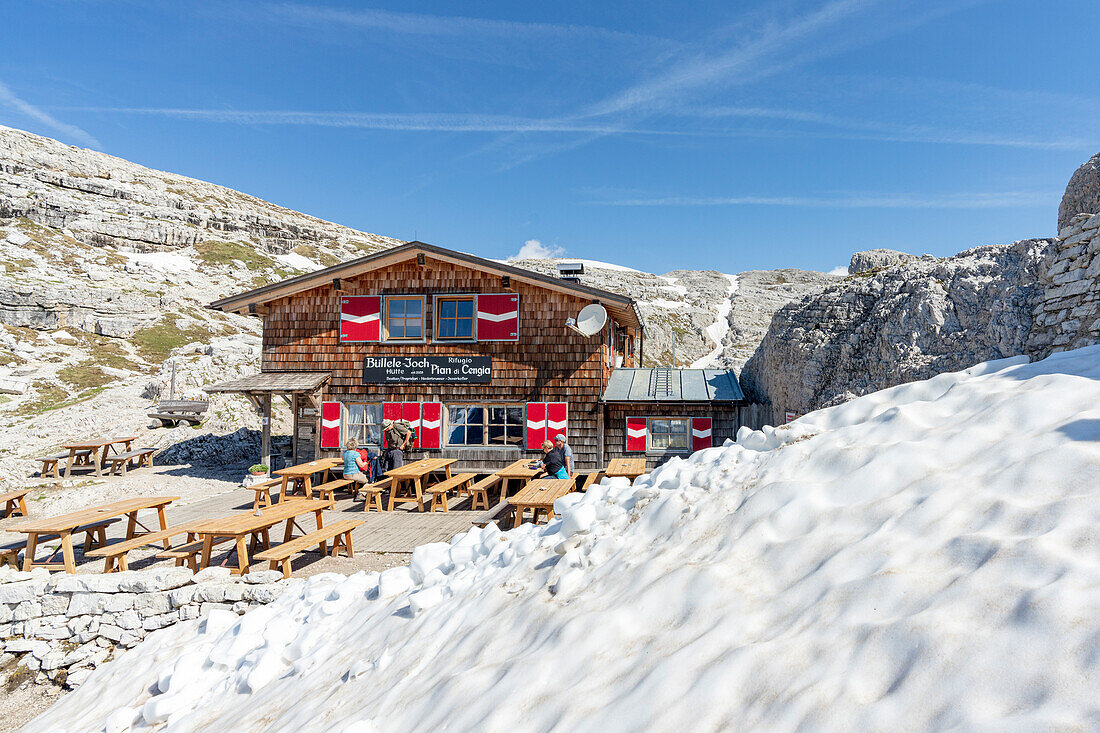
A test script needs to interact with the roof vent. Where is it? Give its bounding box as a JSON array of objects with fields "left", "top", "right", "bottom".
[
  {"left": 649, "top": 367, "right": 674, "bottom": 398},
  {"left": 556, "top": 262, "right": 584, "bottom": 281}
]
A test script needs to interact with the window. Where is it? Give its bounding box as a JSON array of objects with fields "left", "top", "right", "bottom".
[
  {"left": 385, "top": 296, "right": 424, "bottom": 340},
  {"left": 435, "top": 296, "right": 475, "bottom": 340},
  {"left": 345, "top": 404, "right": 383, "bottom": 447},
  {"left": 649, "top": 418, "right": 690, "bottom": 452},
  {"left": 447, "top": 404, "right": 524, "bottom": 447}
]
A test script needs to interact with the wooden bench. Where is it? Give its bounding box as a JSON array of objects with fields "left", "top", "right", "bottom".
[
  {"left": 38, "top": 450, "right": 92, "bottom": 479},
  {"left": 0, "top": 544, "right": 22, "bottom": 570},
  {"left": 1, "top": 489, "right": 29, "bottom": 518},
  {"left": 86, "top": 524, "right": 198, "bottom": 573},
  {"left": 254, "top": 519, "right": 364, "bottom": 579},
  {"left": 471, "top": 500, "right": 514, "bottom": 528},
  {"left": 249, "top": 478, "right": 283, "bottom": 511},
  {"left": 468, "top": 475, "right": 501, "bottom": 511},
  {"left": 156, "top": 536, "right": 232, "bottom": 572},
  {"left": 426, "top": 473, "right": 475, "bottom": 512},
  {"left": 578, "top": 471, "right": 604, "bottom": 492},
  {"left": 148, "top": 400, "right": 208, "bottom": 428},
  {"left": 312, "top": 478, "right": 354, "bottom": 502},
  {"left": 357, "top": 477, "right": 390, "bottom": 512},
  {"left": 103, "top": 448, "right": 156, "bottom": 476}
]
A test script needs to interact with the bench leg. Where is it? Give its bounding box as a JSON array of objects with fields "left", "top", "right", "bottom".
[
  {"left": 344, "top": 530, "right": 354, "bottom": 558},
  {"left": 372, "top": 492, "right": 383, "bottom": 512},
  {"left": 235, "top": 536, "right": 250, "bottom": 575},
  {"left": 279, "top": 559, "right": 292, "bottom": 579}
]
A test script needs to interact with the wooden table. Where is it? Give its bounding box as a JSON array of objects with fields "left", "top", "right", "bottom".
[
  {"left": 510, "top": 478, "right": 575, "bottom": 526},
  {"left": 190, "top": 498, "right": 334, "bottom": 575},
  {"left": 274, "top": 457, "right": 343, "bottom": 501},
  {"left": 385, "top": 458, "right": 457, "bottom": 512},
  {"left": 7, "top": 496, "right": 178, "bottom": 572},
  {"left": 495, "top": 459, "right": 541, "bottom": 503},
  {"left": 60, "top": 436, "right": 138, "bottom": 478},
  {"left": 604, "top": 458, "right": 648, "bottom": 481}
]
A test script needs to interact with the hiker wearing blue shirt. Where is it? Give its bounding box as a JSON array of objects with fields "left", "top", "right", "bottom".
[
  {"left": 554, "top": 434, "right": 573, "bottom": 477},
  {"left": 343, "top": 437, "right": 370, "bottom": 499}
]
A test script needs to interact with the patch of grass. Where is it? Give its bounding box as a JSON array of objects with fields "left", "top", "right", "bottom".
[
  {"left": 194, "top": 240, "right": 277, "bottom": 272},
  {"left": 15, "top": 381, "right": 70, "bottom": 416},
  {"left": 57, "top": 361, "right": 112, "bottom": 391},
  {"left": 293, "top": 243, "right": 342, "bottom": 268},
  {"left": 131, "top": 315, "right": 216, "bottom": 364}
]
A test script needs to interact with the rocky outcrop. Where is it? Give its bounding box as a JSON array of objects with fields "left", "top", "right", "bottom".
[
  {"left": 848, "top": 248, "right": 917, "bottom": 274},
  {"left": 740, "top": 239, "right": 1053, "bottom": 414},
  {"left": 1058, "top": 151, "right": 1100, "bottom": 233},
  {"left": 1027, "top": 213, "right": 1100, "bottom": 356}
]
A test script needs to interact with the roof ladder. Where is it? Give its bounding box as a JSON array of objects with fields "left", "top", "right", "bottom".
[{"left": 649, "top": 367, "right": 674, "bottom": 398}]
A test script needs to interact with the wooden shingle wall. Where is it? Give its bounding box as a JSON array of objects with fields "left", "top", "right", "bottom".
[
  {"left": 603, "top": 403, "right": 741, "bottom": 470},
  {"left": 261, "top": 256, "right": 614, "bottom": 469}
]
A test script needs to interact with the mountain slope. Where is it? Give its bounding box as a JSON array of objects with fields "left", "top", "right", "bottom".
[{"left": 26, "top": 346, "right": 1100, "bottom": 731}]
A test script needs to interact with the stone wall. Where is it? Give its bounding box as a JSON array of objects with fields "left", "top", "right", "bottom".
[
  {"left": 0, "top": 565, "right": 292, "bottom": 690},
  {"left": 1027, "top": 213, "right": 1100, "bottom": 357}
]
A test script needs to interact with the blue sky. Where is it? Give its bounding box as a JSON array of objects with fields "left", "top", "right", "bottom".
[{"left": 2, "top": 0, "right": 1097, "bottom": 274}]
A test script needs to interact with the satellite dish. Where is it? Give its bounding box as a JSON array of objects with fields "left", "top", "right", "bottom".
[{"left": 569, "top": 304, "right": 608, "bottom": 337}]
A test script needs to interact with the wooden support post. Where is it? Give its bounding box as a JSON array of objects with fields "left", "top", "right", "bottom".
[
  {"left": 291, "top": 393, "right": 299, "bottom": 466},
  {"left": 261, "top": 393, "right": 272, "bottom": 477},
  {"left": 596, "top": 402, "right": 605, "bottom": 470}
]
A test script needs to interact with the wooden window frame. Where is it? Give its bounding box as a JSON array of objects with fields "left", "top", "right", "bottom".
[
  {"left": 432, "top": 294, "right": 477, "bottom": 343},
  {"left": 383, "top": 295, "right": 427, "bottom": 342},
  {"left": 446, "top": 403, "right": 525, "bottom": 448},
  {"left": 345, "top": 403, "right": 384, "bottom": 448},
  {"left": 646, "top": 417, "right": 691, "bottom": 455}
]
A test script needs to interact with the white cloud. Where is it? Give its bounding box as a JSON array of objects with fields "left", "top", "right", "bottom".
[
  {"left": 828, "top": 266, "right": 849, "bottom": 276},
  {"left": 509, "top": 239, "right": 565, "bottom": 260},
  {"left": 0, "top": 79, "right": 100, "bottom": 149}
]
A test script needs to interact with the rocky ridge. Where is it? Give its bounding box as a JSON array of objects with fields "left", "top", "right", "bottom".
[{"left": 740, "top": 239, "right": 1054, "bottom": 414}]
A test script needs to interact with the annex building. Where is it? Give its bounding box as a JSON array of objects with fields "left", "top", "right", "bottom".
[{"left": 206, "top": 242, "right": 748, "bottom": 471}]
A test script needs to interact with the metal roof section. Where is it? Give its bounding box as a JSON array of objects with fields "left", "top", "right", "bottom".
[
  {"left": 601, "top": 368, "right": 745, "bottom": 403},
  {"left": 208, "top": 240, "right": 642, "bottom": 329}
]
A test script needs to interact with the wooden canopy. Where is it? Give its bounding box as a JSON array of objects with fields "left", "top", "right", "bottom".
[{"left": 204, "top": 372, "right": 330, "bottom": 396}]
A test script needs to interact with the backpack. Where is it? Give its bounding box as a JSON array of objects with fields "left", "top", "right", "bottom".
[{"left": 368, "top": 453, "right": 385, "bottom": 481}]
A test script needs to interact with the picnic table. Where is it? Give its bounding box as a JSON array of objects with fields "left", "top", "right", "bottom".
[
  {"left": 495, "top": 459, "right": 541, "bottom": 502},
  {"left": 6, "top": 496, "right": 177, "bottom": 573},
  {"left": 605, "top": 458, "right": 647, "bottom": 481},
  {"left": 385, "top": 458, "right": 457, "bottom": 512},
  {"left": 189, "top": 498, "right": 334, "bottom": 575},
  {"left": 274, "top": 457, "right": 343, "bottom": 501},
  {"left": 59, "top": 436, "right": 139, "bottom": 478},
  {"left": 510, "top": 478, "right": 575, "bottom": 526}
]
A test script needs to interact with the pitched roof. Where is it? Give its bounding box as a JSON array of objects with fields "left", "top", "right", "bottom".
[
  {"left": 208, "top": 241, "right": 642, "bottom": 329},
  {"left": 601, "top": 368, "right": 745, "bottom": 403},
  {"left": 204, "top": 371, "right": 330, "bottom": 394}
]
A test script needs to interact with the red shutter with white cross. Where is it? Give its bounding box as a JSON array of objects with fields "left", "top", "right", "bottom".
[
  {"left": 382, "top": 402, "right": 402, "bottom": 448},
  {"left": 320, "top": 401, "right": 343, "bottom": 449},
  {"left": 691, "top": 417, "right": 712, "bottom": 451},
  {"left": 626, "top": 417, "right": 647, "bottom": 452},
  {"left": 419, "top": 402, "right": 443, "bottom": 449},
  {"left": 525, "top": 402, "right": 546, "bottom": 449},
  {"left": 476, "top": 294, "right": 519, "bottom": 341},
  {"left": 546, "top": 402, "right": 568, "bottom": 441},
  {"left": 339, "top": 296, "right": 381, "bottom": 342}
]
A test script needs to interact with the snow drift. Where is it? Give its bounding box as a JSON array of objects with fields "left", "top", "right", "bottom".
[{"left": 26, "top": 347, "right": 1100, "bottom": 732}]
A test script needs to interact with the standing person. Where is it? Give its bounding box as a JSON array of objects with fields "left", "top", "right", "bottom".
[
  {"left": 538, "top": 439, "right": 568, "bottom": 480},
  {"left": 382, "top": 418, "right": 411, "bottom": 472},
  {"left": 342, "top": 437, "right": 370, "bottom": 499},
  {"left": 554, "top": 434, "right": 573, "bottom": 477}
]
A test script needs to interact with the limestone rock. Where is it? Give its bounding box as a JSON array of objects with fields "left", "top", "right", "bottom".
[
  {"left": 741, "top": 238, "right": 1054, "bottom": 414},
  {"left": 1058, "top": 151, "right": 1100, "bottom": 232},
  {"left": 848, "top": 248, "right": 917, "bottom": 274}
]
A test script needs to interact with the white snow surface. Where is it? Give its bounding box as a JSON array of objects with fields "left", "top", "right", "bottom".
[
  {"left": 27, "top": 347, "right": 1100, "bottom": 732},
  {"left": 122, "top": 251, "right": 197, "bottom": 272}
]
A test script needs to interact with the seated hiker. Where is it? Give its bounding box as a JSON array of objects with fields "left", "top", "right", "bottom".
[
  {"left": 538, "top": 439, "right": 569, "bottom": 480},
  {"left": 343, "top": 438, "right": 371, "bottom": 497}
]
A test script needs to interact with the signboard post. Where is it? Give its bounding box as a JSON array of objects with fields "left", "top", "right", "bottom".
[{"left": 363, "top": 355, "right": 492, "bottom": 384}]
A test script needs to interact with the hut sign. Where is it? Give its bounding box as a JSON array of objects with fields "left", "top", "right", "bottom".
[{"left": 362, "top": 355, "right": 492, "bottom": 384}]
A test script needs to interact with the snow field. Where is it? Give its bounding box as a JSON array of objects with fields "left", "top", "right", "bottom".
[{"left": 26, "top": 347, "right": 1100, "bottom": 732}]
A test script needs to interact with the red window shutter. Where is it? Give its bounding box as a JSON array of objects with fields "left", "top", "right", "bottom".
[
  {"left": 402, "top": 402, "right": 422, "bottom": 449},
  {"left": 691, "top": 417, "right": 713, "bottom": 451},
  {"left": 626, "top": 417, "right": 647, "bottom": 452},
  {"left": 320, "top": 401, "right": 343, "bottom": 449},
  {"left": 382, "top": 402, "right": 402, "bottom": 448},
  {"left": 525, "top": 402, "right": 546, "bottom": 450},
  {"left": 546, "top": 402, "right": 568, "bottom": 441},
  {"left": 476, "top": 294, "right": 519, "bottom": 341},
  {"left": 339, "top": 296, "right": 381, "bottom": 342},
  {"left": 419, "top": 402, "right": 442, "bottom": 449}
]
